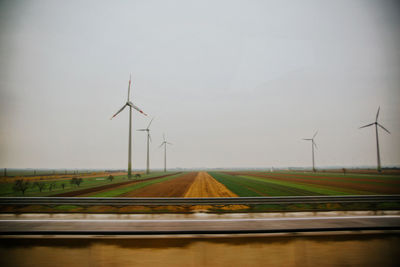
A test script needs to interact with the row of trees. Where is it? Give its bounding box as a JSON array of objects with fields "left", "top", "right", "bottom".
[
  {"left": 11, "top": 175, "right": 121, "bottom": 195},
  {"left": 12, "top": 177, "right": 85, "bottom": 195}
]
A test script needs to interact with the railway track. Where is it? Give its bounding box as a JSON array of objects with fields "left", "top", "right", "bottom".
[{"left": 0, "top": 195, "right": 399, "bottom": 206}]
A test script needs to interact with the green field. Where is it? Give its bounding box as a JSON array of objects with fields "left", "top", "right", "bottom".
[
  {"left": 0, "top": 172, "right": 167, "bottom": 197},
  {"left": 209, "top": 171, "right": 400, "bottom": 196}
]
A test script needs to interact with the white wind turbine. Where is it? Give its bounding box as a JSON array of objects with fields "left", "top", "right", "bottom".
[
  {"left": 137, "top": 118, "right": 154, "bottom": 174},
  {"left": 159, "top": 134, "right": 172, "bottom": 172},
  {"left": 359, "top": 107, "right": 390, "bottom": 173},
  {"left": 303, "top": 131, "right": 318, "bottom": 172},
  {"left": 111, "top": 75, "right": 147, "bottom": 179}
]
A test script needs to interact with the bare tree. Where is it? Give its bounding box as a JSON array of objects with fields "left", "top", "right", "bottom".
[
  {"left": 71, "top": 177, "right": 83, "bottom": 187},
  {"left": 13, "top": 180, "right": 30, "bottom": 195},
  {"left": 108, "top": 175, "right": 114, "bottom": 182},
  {"left": 48, "top": 182, "right": 56, "bottom": 192},
  {"left": 34, "top": 181, "right": 46, "bottom": 192}
]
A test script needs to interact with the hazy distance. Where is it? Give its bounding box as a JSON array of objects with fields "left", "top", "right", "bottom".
[{"left": 1, "top": 0, "right": 400, "bottom": 170}]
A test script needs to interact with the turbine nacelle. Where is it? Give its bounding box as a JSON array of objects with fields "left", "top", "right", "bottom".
[{"left": 110, "top": 76, "right": 148, "bottom": 120}]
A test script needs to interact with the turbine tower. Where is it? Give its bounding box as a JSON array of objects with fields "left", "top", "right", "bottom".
[
  {"left": 111, "top": 75, "right": 147, "bottom": 179},
  {"left": 359, "top": 107, "right": 390, "bottom": 173},
  {"left": 159, "top": 134, "right": 172, "bottom": 172},
  {"left": 137, "top": 118, "right": 154, "bottom": 174},
  {"left": 303, "top": 131, "right": 318, "bottom": 172}
]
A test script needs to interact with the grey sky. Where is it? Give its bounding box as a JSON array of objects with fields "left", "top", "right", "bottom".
[{"left": 1, "top": 0, "right": 399, "bottom": 169}]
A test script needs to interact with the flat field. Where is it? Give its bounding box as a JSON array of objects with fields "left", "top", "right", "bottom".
[
  {"left": 1, "top": 170, "right": 400, "bottom": 198},
  {"left": 210, "top": 171, "right": 400, "bottom": 196}
]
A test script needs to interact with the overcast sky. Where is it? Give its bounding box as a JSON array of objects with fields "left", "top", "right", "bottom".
[{"left": 1, "top": 0, "right": 399, "bottom": 170}]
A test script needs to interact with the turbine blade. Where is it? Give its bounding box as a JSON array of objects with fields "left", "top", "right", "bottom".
[
  {"left": 127, "top": 74, "right": 131, "bottom": 102},
  {"left": 303, "top": 138, "right": 312, "bottom": 141},
  {"left": 147, "top": 118, "right": 154, "bottom": 129},
  {"left": 313, "top": 131, "right": 318, "bottom": 139},
  {"left": 163, "top": 133, "right": 166, "bottom": 142},
  {"left": 313, "top": 141, "right": 318, "bottom": 149},
  {"left": 110, "top": 104, "right": 127, "bottom": 119},
  {"left": 136, "top": 129, "right": 147, "bottom": 131},
  {"left": 167, "top": 142, "right": 173, "bottom": 145},
  {"left": 378, "top": 123, "right": 391, "bottom": 134},
  {"left": 359, "top": 123, "right": 374, "bottom": 129},
  {"left": 127, "top": 101, "right": 147, "bottom": 116},
  {"left": 159, "top": 142, "right": 165, "bottom": 148},
  {"left": 376, "top": 106, "right": 380, "bottom": 122},
  {"left": 149, "top": 134, "right": 152, "bottom": 143}
]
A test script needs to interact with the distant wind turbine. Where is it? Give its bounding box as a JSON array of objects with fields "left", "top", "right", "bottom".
[
  {"left": 359, "top": 107, "right": 390, "bottom": 173},
  {"left": 137, "top": 118, "right": 154, "bottom": 174},
  {"left": 159, "top": 134, "right": 172, "bottom": 172},
  {"left": 111, "top": 75, "right": 147, "bottom": 179},
  {"left": 303, "top": 131, "right": 318, "bottom": 172}
]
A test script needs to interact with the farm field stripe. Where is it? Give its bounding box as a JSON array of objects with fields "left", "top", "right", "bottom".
[
  {"left": 209, "top": 172, "right": 286, "bottom": 197},
  {"left": 93, "top": 173, "right": 184, "bottom": 197},
  {"left": 259, "top": 172, "right": 400, "bottom": 186},
  {"left": 269, "top": 171, "right": 400, "bottom": 180},
  {"left": 239, "top": 175, "right": 356, "bottom": 195},
  {"left": 54, "top": 173, "right": 181, "bottom": 197},
  {"left": 208, "top": 172, "right": 263, "bottom": 196},
  {"left": 240, "top": 173, "right": 398, "bottom": 194},
  {"left": 184, "top": 172, "right": 237, "bottom": 197},
  {"left": 78, "top": 172, "right": 171, "bottom": 197},
  {"left": 226, "top": 171, "right": 400, "bottom": 186},
  {"left": 121, "top": 172, "right": 198, "bottom": 197},
  {"left": 211, "top": 172, "right": 327, "bottom": 196},
  {"left": 0, "top": 174, "right": 130, "bottom": 197}
]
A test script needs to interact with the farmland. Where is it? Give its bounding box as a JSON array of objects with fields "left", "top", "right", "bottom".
[{"left": 1, "top": 170, "right": 400, "bottom": 198}]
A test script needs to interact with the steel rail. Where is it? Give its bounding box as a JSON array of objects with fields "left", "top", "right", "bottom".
[{"left": 0, "top": 195, "right": 399, "bottom": 206}]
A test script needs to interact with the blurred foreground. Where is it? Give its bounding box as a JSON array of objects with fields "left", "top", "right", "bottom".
[{"left": 0, "top": 232, "right": 399, "bottom": 267}]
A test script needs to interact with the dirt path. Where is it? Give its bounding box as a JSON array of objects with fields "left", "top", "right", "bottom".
[
  {"left": 184, "top": 172, "right": 238, "bottom": 197},
  {"left": 122, "top": 172, "right": 197, "bottom": 197},
  {"left": 51, "top": 173, "right": 180, "bottom": 197}
]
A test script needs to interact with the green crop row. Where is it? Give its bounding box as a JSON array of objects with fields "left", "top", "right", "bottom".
[{"left": 209, "top": 172, "right": 360, "bottom": 196}]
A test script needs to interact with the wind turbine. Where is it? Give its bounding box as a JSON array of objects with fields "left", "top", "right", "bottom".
[
  {"left": 137, "top": 118, "right": 154, "bottom": 174},
  {"left": 303, "top": 131, "right": 318, "bottom": 172},
  {"left": 111, "top": 75, "right": 147, "bottom": 179},
  {"left": 359, "top": 107, "right": 390, "bottom": 173},
  {"left": 159, "top": 134, "right": 172, "bottom": 172}
]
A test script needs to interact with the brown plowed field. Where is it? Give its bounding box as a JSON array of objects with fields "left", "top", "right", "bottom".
[
  {"left": 226, "top": 172, "right": 400, "bottom": 194},
  {"left": 51, "top": 173, "right": 180, "bottom": 197},
  {"left": 121, "top": 172, "right": 198, "bottom": 197},
  {"left": 184, "top": 172, "right": 238, "bottom": 197}
]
